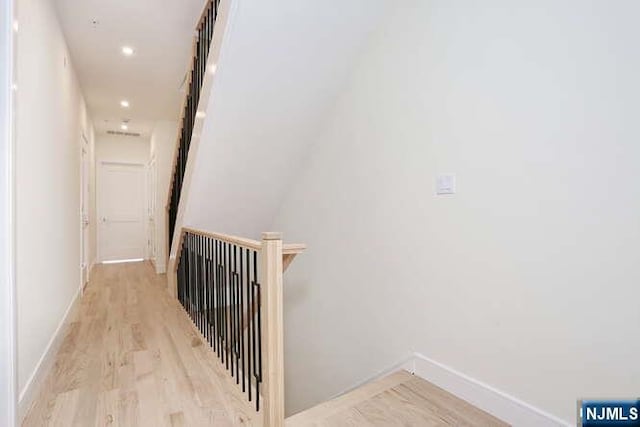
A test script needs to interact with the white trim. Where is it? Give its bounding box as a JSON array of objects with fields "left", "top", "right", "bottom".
[
  {"left": 409, "top": 352, "right": 571, "bottom": 427},
  {"left": 18, "top": 288, "right": 81, "bottom": 422},
  {"left": 329, "top": 353, "right": 570, "bottom": 427},
  {"left": 80, "top": 136, "right": 90, "bottom": 292},
  {"left": 0, "top": 0, "right": 17, "bottom": 425},
  {"left": 102, "top": 258, "right": 144, "bottom": 265},
  {"left": 98, "top": 160, "right": 145, "bottom": 167}
]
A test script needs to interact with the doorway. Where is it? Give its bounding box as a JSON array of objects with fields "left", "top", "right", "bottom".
[
  {"left": 97, "top": 161, "right": 147, "bottom": 262},
  {"left": 0, "top": 0, "right": 16, "bottom": 423}
]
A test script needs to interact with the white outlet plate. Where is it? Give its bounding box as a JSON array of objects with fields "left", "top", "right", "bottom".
[{"left": 436, "top": 174, "right": 456, "bottom": 195}]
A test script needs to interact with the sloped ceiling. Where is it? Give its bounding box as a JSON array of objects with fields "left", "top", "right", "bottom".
[{"left": 184, "top": 0, "right": 392, "bottom": 238}]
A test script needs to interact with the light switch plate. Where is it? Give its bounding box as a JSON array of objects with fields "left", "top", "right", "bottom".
[{"left": 436, "top": 174, "right": 456, "bottom": 195}]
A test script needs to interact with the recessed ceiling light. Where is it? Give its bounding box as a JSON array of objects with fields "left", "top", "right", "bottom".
[
  {"left": 196, "top": 111, "right": 206, "bottom": 119},
  {"left": 13, "top": 20, "right": 19, "bottom": 32},
  {"left": 120, "top": 100, "right": 130, "bottom": 108},
  {"left": 209, "top": 64, "right": 217, "bottom": 75},
  {"left": 121, "top": 46, "right": 134, "bottom": 56},
  {"left": 121, "top": 123, "right": 128, "bottom": 131}
]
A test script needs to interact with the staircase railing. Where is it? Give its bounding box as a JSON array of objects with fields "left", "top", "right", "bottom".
[
  {"left": 167, "top": 0, "right": 221, "bottom": 249},
  {"left": 175, "top": 227, "right": 305, "bottom": 426}
]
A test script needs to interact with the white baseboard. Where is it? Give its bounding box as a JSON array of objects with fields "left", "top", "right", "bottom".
[
  {"left": 409, "top": 352, "right": 571, "bottom": 427},
  {"left": 330, "top": 352, "right": 570, "bottom": 427},
  {"left": 18, "top": 288, "right": 81, "bottom": 422}
]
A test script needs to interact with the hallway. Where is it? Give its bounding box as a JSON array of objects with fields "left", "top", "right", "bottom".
[{"left": 22, "top": 262, "right": 261, "bottom": 427}]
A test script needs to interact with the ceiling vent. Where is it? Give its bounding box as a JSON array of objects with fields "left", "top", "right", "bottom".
[{"left": 107, "top": 130, "right": 142, "bottom": 137}]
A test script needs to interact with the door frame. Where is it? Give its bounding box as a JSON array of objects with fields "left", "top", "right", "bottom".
[
  {"left": 147, "top": 156, "right": 157, "bottom": 263},
  {"left": 96, "top": 160, "right": 148, "bottom": 263},
  {"left": 80, "top": 133, "right": 89, "bottom": 289},
  {"left": 0, "top": 0, "right": 17, "bottom": 424}
]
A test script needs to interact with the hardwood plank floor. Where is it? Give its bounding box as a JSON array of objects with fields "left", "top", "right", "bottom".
[
  {"left": 22, "top": 262, "right": 260, "bottom": 427},
  {"left": 23, "top": 261, "right": 508, "bottom": 427},
  {"left": 286, "top": 371, "right": 509, "bottom": 427}
]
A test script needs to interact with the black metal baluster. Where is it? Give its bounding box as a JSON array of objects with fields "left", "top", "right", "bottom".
[
  {"left": 246, "top": 248, "right": 252, "bottom": 401},
  {"left": 233, "top": 245, "right": 239, "bottom": 383},
  {"left": 187, "top": 234, "right": 192, "bottom": 318},
  {"left": 184, "top": 235, "right": 188, "bottom": 311},
  {"left": 192, "top": 233, "right": 197, "bottom": 322},
  {"left": 192, "top": 234, "right": 197, "bottom": 322},
  {"left": 239, "top": 247, "right": 245, "bottom": 393},
  {"left": 200, "top": 235, "right": 204, "bottom": 332},
  {"left": 195, "top": 234, "right": 199, "bottom": 327},
  {"left": 230, "top": 243, "right": 234, "bottom": 377},
  {"left": 228, "top": 241, "right": 233, "bottom": 374},
  {"left": 200, "top": 235, "right": 205, "bottom": 334},
  {"left": 213, "top": 1, "right": 216, "bottom": 37},
  {"left": 231, "top": 244, "right": 237, "bottom": 378},
  {"left": 202, "top": 235, "right": 208, "bottom": 341},
  {"left": 207, "top": 237, "right": 213, "bottom": 347},
  {"left": 234, "top": 246, "right": 241, "bottom": 383},
  {"left": 200, "top": 25, "right": 205, "bottom": 90},
  {"left": 182, "top": 240, "right": 187, "bottom": 308},
  {"left": 185, "top": 234, "right": 190, "bottom": 316},
  {"left": 197, "top": 234, "right": 202, "bottom": 330},
  {"left": 216, "top": 239, "right": 222, "bottom": 357},
  {"left": 191, "top": 234, "right": 195, "bottom": 320},
  {"left": 253, "top": 250, "right": 262, "bottom": 411},
  {"left": 179, "top": 246, "right": 184, "bottom": 306},
  {"left": 211, "top": 238, "right": 216, "bottom": 348},
  {"left": 251, "top": 252, "right": 258, "bottom": 408},
  {"left": 206, "top": 3, "right": 212, "bottom": 54},
  {"left": 206, "top": 236, "right": 211, "bottom": 343},
  {"left": 222, "top": 241, "right": 228, "bottom": 368}
]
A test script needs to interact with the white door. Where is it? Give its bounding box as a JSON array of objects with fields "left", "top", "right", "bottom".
[
  {"left": 98, "top": 162, "right": 147, "bottom": 262},
  {"left": 80, "top": 140, "right": 90, "bottom": 284}
]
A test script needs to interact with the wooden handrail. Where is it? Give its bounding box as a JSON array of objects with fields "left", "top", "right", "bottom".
[
  {"left": 182, "top": 226, "right": 263, "bottom": 250},
  {"left": 174, "top": 227, "right": 307, "bottom": 272}
]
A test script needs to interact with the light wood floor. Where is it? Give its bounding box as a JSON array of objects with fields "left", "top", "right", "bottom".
[
  {"left": 23, "top": 262, "right": 508, "bottom": 427},
  {"left": 22, "top": 262, "right": 261, "bottom": 427},
  {"left": 286, "top": 371, "right": 509, "bottom": 427}
]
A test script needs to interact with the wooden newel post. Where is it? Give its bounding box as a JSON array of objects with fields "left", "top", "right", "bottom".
[{"left": 261, "top": 232, "right": 285, "bottom": 427}]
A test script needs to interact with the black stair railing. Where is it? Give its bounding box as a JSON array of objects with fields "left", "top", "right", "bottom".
[
  {"left": 174, "top": 228, "right": 305, "bottom": 426},
  {"left": 168, "top": 0, "right": 221, "bottom": 248},
  {"left": 177, "top": 230, "right": 263, "bottom": 411}
]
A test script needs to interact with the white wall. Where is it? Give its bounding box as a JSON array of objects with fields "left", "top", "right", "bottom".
[
  {"left": 272, "top": 0, "right": 640, "bottom": 423},
  {"left": 15, "top": 0, "right": 93, "bottom": 404},
  {"left": 0, "top": 0, "right": 17, "bottom": 425},
  {"left": 150, "top": 121, "right": 178, "bottom": 273},
  {"left": 95, "top": 134, "right": 150, "bottom": 164}
]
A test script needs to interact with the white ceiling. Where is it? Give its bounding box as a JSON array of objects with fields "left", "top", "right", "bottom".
[{"left": 54, "top": 0, "right": 207, "bottom": 137}]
